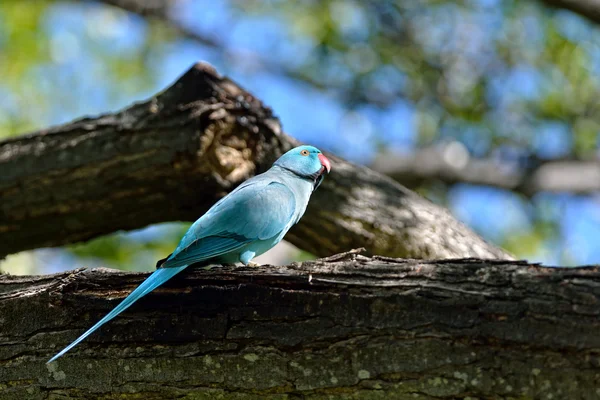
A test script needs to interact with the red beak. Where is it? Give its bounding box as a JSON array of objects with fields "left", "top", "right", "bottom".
[{"left": 318, "top": 153, "right": 331, "bottom": 173}]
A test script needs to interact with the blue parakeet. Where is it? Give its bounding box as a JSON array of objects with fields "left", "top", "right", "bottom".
[{"left": 47, "top": 145, "right": 331, "bottom": 363}]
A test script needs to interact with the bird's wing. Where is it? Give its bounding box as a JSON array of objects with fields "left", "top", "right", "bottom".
[
  {"left": 47, "top": 181, "right": 296, "bottom": 363},
  {"left": 161, "top": 181, "right": 296, "bottom": 268}
]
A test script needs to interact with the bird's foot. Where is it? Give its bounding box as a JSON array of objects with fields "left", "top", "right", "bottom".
[{"left": 247, "top": 261, "right": 261, "bottom": 267}]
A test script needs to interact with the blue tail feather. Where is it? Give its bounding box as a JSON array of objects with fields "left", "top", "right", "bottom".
[{"left": 47, "top": 266, "right": 187, "bottom": 363}]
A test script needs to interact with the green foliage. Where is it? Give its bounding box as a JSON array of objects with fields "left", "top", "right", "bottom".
[
  {"left": 0, "top": 1, "right": 51, "bottom": 134},
  {"left": 0, "top": 2, "right": 166, "bottom": 139},
  {"left": 68, "top": 223, "right": 191, "bottom": 272}
]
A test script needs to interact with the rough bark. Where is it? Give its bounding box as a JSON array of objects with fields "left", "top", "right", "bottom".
[
  {"left": 1, "top": 252, "right": 599, "bottom": 399},
  {"left": 0, "top": 62, "right": 511, "bottom": 261}
]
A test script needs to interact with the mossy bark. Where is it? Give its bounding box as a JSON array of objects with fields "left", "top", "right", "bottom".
[{"left": 1, "top": 252, "right": 599, "bottom": 399}]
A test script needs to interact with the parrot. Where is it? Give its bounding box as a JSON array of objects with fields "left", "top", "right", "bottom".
[{"left": 47, "top": 145, "right": 331, "bottom": 363}]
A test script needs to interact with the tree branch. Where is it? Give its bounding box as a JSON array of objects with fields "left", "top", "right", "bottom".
[
  {"left": 99, "top": 0, "right": 223, "bottom": 48},
  {"left": 97, "top": 0, "right": 600, "bottom": 199},
  {"left": 1, "top": 253, "right": 599, "bottom": 398},
  {"left": 541, "top": 0, "right": 600, "bottom": 25},
  {"left": 372, "top": 143, "right": 600, "bottom": 196},
  {"left": 0, "top": 63, "right": 511, "bottom": 260},
  {"left": 94, "top": 0, "right": 329, "bottom": 89}
]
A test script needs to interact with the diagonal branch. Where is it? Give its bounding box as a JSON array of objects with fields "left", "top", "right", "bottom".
[
  {"left": 95, "top": 0, "right": 600, "bottom": 94},
  {"left": 98, "top": 0, "right": 600, "bottom": 198},
  {"left": 0, "top": 63, "right": 512, "bottom": 260},
  {"left": 100, "top": 0, "right": 222, "bottom": 48},
  {"left": 94, "top": 0, "right": 329, "bottom": 89},
  {"left": 541, "top": 0, "right": 600, "bottom": 25}
]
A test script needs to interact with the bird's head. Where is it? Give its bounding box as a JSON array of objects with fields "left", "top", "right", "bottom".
[{"left": 274, "top": 145, "right": 331, "bottom": 190}]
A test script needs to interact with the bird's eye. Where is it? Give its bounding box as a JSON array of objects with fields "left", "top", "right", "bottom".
[{"left": 300, "top": 149, "right": 310, "bottom": 156}]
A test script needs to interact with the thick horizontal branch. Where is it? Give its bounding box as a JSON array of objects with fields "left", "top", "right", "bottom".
[
  {"left": 0, "top": 62, "right": 511, "bottom": 260},
  {"left": 372, "top": 143, "right": 600, "bottom": 196},
  {"left": 1, "top": 253, "right": 599, "bottom": 398}
]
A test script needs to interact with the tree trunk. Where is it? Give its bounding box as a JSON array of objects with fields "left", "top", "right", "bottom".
[
  {"left": 0, "top": 63, "right": 511, "bottom": 261},
  {"left": 1, "top": 252, "right": 599, "bottom": 399}
]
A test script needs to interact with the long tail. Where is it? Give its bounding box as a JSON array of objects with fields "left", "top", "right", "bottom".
[{"left": 47, "top": 265, "right": 187, "bottom": 363}]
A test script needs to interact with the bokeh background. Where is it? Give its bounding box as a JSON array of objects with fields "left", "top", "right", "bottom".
[{"left": 2, "top": 0, "right": 600, "bottom": 274}]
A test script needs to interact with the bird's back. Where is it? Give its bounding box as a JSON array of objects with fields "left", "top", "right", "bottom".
[{"left": 164, "top": 167, "right": 313, "bottom": 267}]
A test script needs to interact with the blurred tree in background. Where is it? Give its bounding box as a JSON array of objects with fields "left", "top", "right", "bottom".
[{"left": 1, "top": 0, "right": 600, "bottom": 274}]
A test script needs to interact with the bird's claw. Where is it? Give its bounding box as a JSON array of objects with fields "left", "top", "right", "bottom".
[{"left": 247, "top": 261, "right": 261, "bottom": 267}]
